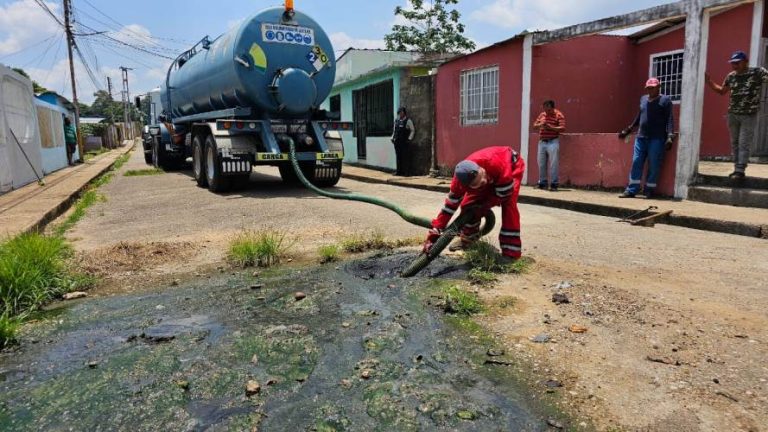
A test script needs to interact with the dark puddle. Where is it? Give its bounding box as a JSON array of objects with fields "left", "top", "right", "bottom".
[{"left": 0, "top": 251, "right": 562, "bottom": 431}]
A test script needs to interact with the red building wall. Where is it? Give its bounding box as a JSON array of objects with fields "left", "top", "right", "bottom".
[
  {"left": 435, "top": 39, "right": 523, "bottom": 171},
  {"left": 529, "top": 35, "right": 637, "bottom": 133}
]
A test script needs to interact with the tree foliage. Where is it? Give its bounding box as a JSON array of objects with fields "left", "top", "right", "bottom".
[
  {"left": 11, "top": 67, "right": 48, "bottom": 94},
  {"left": 384, "top": 0, "right": 475, "bottom": 54}
]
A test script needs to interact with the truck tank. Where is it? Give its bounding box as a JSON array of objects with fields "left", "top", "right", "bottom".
[{"left": 161, "top": 6, "right": 335, "bottom": 120}]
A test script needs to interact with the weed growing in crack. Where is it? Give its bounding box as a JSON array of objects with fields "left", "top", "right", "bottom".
[
  {"left": 341, "top": 232, "right": 420, "bottom": 253},
  {"left": 228, "top": 229, "right": 294, "bottom": 268},
  {"left": 124, "top": 168, "right": 164, "bottom": 177},
  {"left": 442, "top": 285, "right": 484, "bottom": 316},
  {"left": 464, "top": 241, "right": 533, "bottom": 279},
  {"left": 318, "top": 244, "right": 340, "bottom": 264}
]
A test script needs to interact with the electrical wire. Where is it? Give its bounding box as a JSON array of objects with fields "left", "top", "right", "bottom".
[
  {"left": 0, "top": 34, "right": 59, "bottom": 61},
  {"left": 32, "top": 0, "right": 64, "bottom": 27}
]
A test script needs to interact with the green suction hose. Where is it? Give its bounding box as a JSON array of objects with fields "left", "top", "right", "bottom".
[{"left": 281, "top": 135, "right": 496, "bottom": 275}]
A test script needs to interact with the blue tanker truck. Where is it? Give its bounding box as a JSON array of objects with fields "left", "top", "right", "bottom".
[{"left": 144, "top": 2, "right": 349, "bottom": 192}]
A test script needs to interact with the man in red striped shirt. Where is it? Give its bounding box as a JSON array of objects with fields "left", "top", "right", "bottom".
[
  {"left": 532, "top": 100, "right": 566, "bottom": 191},
  {"left": 423, "top": 146, "right": 526, "bottom": 262}
]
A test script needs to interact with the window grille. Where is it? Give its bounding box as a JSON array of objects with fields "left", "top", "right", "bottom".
[
  {"left": 650, "top": 50, "right": 684, "bottom": 102},
  {"left": 460, "top": 66, "right": 499, "bottom": 125},
  {"left": 352, "top": 80, "right": 394, "bottom": 137}
]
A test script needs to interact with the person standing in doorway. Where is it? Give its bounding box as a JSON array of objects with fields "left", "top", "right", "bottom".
[
  {"left": 391, "top": 106, "right": 415, "bottom": 176},
  {"left": 618, "top": 78, "right": 675, "bottom": 199},
  {"left": 64, "top": 117, "right": 77, "bottom": 166},
  {"left": 705, "top": 50, "right": 768, "bottom": 179},
  {"left": 532, "top": 100, "right": 566, "bottom": 191}
]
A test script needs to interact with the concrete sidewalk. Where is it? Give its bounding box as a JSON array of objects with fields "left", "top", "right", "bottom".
[
  {"left": 343, "top": 165, "right": 768, "bottom": 239},
  {"left": 0, "top": 141, "right": 135, "bottom": 239}
]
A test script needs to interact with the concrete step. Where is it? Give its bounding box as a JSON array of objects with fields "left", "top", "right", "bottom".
[
  {"left": 688, "top": 185, "right": 768, "bottom": 209},
  {"left": 696, "top": 174, "right": 768, "bottom": 190}
]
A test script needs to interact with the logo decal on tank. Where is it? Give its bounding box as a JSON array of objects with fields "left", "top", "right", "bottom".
[
  {"left": 249, "top": 43, "right": 267, "bottom": 74},
  {"left": 262, "top": 23, "right": 314, "bottom": 46}
]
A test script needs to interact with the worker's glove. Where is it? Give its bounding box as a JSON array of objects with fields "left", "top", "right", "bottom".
[
  {"left": 618, "top": 128, "right": 631, "bottom": 140},
  {"left": 665, "top": 134, "right": 675, "bottom": 151},
  {"left": 422, "top": 228, "right": 442, "bottom": 253}
]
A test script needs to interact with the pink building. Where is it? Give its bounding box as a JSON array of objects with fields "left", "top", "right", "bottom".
[{"left": 435, "top": 0, "right": 766, "bottom": 198}]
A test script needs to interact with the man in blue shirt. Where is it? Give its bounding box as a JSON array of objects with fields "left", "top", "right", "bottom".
[{"left": 618, "top": 78, "right": 675, "bottom": 198}]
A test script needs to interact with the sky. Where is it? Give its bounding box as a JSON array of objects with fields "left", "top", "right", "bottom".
[{"left": 0, "top": 0, "right": 672, "bottom": 105}]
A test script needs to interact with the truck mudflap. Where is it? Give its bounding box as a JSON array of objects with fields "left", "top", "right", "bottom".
[{"left": 221, "top": 158, "right": 252, "bottom": 175}]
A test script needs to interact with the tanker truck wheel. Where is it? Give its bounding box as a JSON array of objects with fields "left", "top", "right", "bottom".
[
  {"left": 204, "top": 135, "right": 231, "bottom": 193},
  {"left": 192, "top": 135, "right": 208, "bottom": 188}
]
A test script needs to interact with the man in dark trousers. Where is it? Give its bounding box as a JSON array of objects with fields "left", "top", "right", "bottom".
[
  {"left": 423, "top": 146, "right": 526, "bottom": 262},
  {"left": 706, "top": 50, "right": 768, "bottom": 179},
  {"left": 391, "top": 107, "right": 415, "bottom": 176},
  {"left": 64, "top": 117, "right": 77, "bottom": 166},
  {"left": 618, "top": 78, "right": 675, "bottom": 199}
]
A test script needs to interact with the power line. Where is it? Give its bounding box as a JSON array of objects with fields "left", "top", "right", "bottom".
[
  {"left": 0, "top": 34, "right": 59, "bottom": 61},
  {"left": 78, "top": 0, "right": 194, "bottom": 46},
  {"left": 19, "top": 31, "right": 62, "bottom": 69},
  {"left": 32, "top": 0, "right": 64, "bottom": 27}
]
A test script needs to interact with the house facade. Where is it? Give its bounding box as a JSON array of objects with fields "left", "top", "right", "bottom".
[
  {"left": 435, "top": 0, "right": 765, "bottom": 197},
  {"left": 326, "top": 49, "right": 447, "bottom": 175}
]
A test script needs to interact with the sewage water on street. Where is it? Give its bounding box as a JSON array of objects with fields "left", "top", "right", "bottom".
[{"left": 0, "top": 252, "right": 558, "bottom": 431}]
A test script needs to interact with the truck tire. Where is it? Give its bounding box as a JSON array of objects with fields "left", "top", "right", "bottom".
[
  {"left": 143, "top": 148, "right": 152, "bottom": 164},
  {"left": 152, "top": 138, "right": 180, "bottom": 170},
  {"left": 278, "top": 163, "right": 301, "bottom": 184},
  {"left": 204, "top": 135, "right": 231, "bottom": 193},
  {"left": 192, "top": 135, "right": 208, "bottom": 188}
]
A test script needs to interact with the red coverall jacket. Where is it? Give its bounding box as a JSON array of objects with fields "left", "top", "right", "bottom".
[{"left": 432, "top": 146, "right": 526, "bottom": 258}]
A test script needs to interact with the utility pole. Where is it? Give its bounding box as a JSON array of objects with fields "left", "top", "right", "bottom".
[
  {"left": 106, "top": 76, "right": 116, "bottom": 148},
  {"left": 120, "top": 66, "right": 133, "bottom": 140},
  {"left": 63, "top": 0, "right": 83, "bottom": 160}
]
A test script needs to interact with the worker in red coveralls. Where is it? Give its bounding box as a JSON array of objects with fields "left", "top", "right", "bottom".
[{"left": 423, "top": 146, "right": 526, "bottom": 262}]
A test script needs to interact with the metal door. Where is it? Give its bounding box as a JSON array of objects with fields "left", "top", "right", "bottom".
[
  {"left": 353, "top": 89, "right": 367, "bottom": 159},
  {"left": 752, "top": 38, "right": 768, "bottom": 157}
]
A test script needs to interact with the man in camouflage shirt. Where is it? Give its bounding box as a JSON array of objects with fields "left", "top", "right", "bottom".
[{"left": 706, "top": 50, "right": 768, "bottom": 179}]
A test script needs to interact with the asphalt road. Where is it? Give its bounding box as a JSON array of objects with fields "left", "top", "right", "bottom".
[{"left": 66, "top": 146, "right": 768, "bottom": 431}]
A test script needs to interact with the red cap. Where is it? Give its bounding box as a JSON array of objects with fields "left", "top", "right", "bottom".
[{"left": 645, "top": 78, "right": 660, "bottom": 88}]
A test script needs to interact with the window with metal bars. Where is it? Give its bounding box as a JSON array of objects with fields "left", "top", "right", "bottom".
[
  {"left": 460, "top": 66, "right": 499, "bottom": 126},
  {"left": 650, "top": 50, "right": 684, "bottom": 102},
  {"left": 351, "top": 80, "right": 394, "bottom": 137}
]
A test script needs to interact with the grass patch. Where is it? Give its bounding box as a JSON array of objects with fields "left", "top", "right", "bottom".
[
  {"left": 464, "top": 241, "right": 533, "bottom": 275},
  {"left": 467, "top": 268, "right": 498, "bottom": 285},
  {"left": 228, "top": 229, "right": 294, "bottom": 268},
  {"left": 341, "top": 232, "right": 420, "bottom": 253},
  {"left": 53, "top": 151, "right": 130, "bottom": 236},
  {"left": 124, "top": 168, "right": 164, "bottom": 177},
  {"left": 0, "top": 233, "right": 92, "bottom": 348},
  {"left": 83, "top": 147, "right": 109, "bottom": 162},
  {"left": 442, "top": 285, "right": 483, "bottom": 316},
  {"left": 317, "top": 244, "right": 340, "bottom": 264},
  {"left": 53, "top": 190, "right": 105, "bottom": 236}
]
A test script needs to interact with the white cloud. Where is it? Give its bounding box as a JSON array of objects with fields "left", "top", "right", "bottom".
[
  {"left": 110, "top": 24, "right": 154, "bottom": 46},
  {"left": 329, "top": 32, "right": 386, "bottom": 53},
  {"left": 470, "top": 0, "right": 672, "bottom": 33},
  {"left": 0, "top": 0, "right": 61, "bottom": 55},
  {"left": 469, "top": 0, "right": 567, "bottom": 31}
]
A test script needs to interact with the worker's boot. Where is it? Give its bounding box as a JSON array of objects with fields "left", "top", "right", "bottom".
[{"left": 448, "top": 238, "right": 473, "bottom": 252}]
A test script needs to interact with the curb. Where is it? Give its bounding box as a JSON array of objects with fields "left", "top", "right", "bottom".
[
  {"left": 25, "top": 145, "right": 134, "bottom": 235},
  {"left": 342, "top": 172, "right": 767, "bottom": 240}
]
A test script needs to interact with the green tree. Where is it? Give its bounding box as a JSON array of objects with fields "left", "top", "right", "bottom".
[
  {"left": 384, "top": 0, "right": 475, "bottom": 54},
  {"left": 88, "top": 90, "right": 118, "bottom": 119},
  {"left": 10, "top": 67, "right": 48, "bottom": 94}
]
